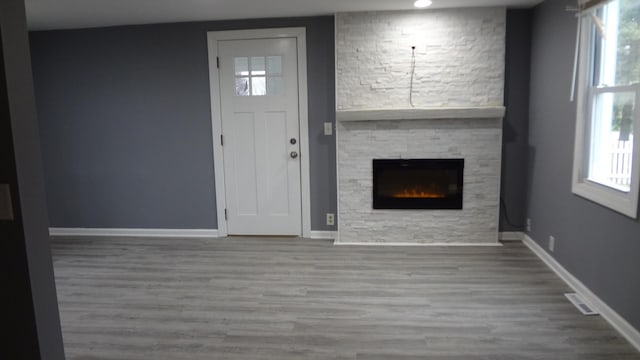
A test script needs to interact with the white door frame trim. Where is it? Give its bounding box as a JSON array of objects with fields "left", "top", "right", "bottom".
[{"left": 207, "top": 28, "right": 311, "bottom": 238}]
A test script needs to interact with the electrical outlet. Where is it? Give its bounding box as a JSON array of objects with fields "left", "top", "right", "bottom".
[
  {"left": 324, "top": 122, "right": 333, "bottom": 136},
  {"left": 326, "top": 213, "right": 335, "bottom": 226},
  {"left": 549, "top": 236, "right": 555, "bottom": 252},
  {"left": 526, "top": 218, "right": 532, "bottom": 232}
]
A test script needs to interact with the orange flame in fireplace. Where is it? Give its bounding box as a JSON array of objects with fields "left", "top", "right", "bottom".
[{"left": 392, "top": 187, "right": 446, "bottom": 199}]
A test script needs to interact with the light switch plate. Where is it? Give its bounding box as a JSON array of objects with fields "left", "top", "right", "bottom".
[
  {"left": 324, "top": 122, "right": 333, "bottom": 136},
  {"left": 0, "top": 184, "right": 14, "bottom": 221}
]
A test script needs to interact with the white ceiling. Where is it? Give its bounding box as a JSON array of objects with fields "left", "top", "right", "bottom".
[{"left": 25, "top": 0, "right": 544, "bottom": 31}]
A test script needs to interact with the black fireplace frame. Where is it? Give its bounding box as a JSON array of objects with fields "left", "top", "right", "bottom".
[{"left": 372, "top": 158, "right": 464, "bottom": 210}]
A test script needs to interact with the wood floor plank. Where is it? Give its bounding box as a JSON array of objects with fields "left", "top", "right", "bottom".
[{"left": 51, "top": 237, "right": 640, "bottom": 359}]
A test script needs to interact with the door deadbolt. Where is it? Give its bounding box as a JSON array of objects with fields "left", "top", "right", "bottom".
[{"left": 290, "top": 138, "right": 297, "bottom": 145}]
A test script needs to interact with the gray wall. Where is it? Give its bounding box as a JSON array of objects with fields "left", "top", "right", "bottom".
[
  {"left": 528, "top": 0, "right": 640, "bottom": 330},
  {"left": 30, "top": 17, "right": 337, "bottom": 231},
  {"left": 500, "top": 9, "right": 531, "bottom": 232},
  {"left": 1, "top": 0, "right": 65, "bottom": 357}
]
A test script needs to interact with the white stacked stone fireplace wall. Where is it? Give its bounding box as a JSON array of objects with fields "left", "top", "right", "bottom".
[
  {"left": 338, "top": 118, "right": 502, "bottom": 244},
  {"left": 336, "top": 8, "right": 506, "bottom": 244},
  {"left": 336, "top": 8, "right": 506, "bottom": 110}
]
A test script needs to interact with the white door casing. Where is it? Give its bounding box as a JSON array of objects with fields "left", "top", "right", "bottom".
[{"left": 207, "top": 28, "right": 310, "bottom": 237}]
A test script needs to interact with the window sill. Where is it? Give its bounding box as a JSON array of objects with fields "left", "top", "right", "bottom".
[{"left": 572, "top": 180, "right": 638, "bottom": 219}]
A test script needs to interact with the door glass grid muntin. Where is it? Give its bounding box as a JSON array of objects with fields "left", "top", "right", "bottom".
[{"left": 234, "top": 56, "right": 283, "bottom": 96}]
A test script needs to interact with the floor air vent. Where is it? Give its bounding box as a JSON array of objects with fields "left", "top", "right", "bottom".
[{"left": 565, "top": 293, "right": 599, "bottom": 316}]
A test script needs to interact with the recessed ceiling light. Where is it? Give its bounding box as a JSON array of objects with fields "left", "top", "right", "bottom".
[{"left": 414, "top": 0, "right": 432, "bottom": 8}]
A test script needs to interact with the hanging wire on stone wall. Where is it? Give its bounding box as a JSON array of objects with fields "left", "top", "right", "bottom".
[{"left": 410, "top": 46, "right": 416, "bottom": 108}]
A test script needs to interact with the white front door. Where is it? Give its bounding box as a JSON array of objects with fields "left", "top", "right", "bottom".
[{"left": 217, "top": 37, "right": 302, "bottom": 235}]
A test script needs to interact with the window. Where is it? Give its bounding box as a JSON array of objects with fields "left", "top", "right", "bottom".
[
  {"left": 234, "top": 56, "right": 283, "bottom": 96},
  {"left": 573, "top": 0, "right": 640, "bottom": 218}
]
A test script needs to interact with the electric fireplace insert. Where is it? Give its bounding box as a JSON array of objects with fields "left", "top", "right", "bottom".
[{"left": 372, "top": 158, "right": 464, "bottom": 209}]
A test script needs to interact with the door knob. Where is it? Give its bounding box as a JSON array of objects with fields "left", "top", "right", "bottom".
[{"left": 290, "top": 151, "right": 298, "bottom": 159}]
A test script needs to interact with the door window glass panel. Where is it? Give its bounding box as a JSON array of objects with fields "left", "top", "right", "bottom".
[
  {"left": 251, "top": 57, "right": 266, "bottom": 76},
  {"left": 235, "top": 77, "right": 249, "bottom": 96},
  {"left": 267, "top": 76, "right": 283, "bottom": 96},
  {"left": 234, "top": 57, "right": 249, "bottom": 76},
  {"left": 251, "top": 77, "right": 266, "bottom": 96},
  {"left": 233, "top": 56, "right": 283, "bottom": 97},
  {"left": 267, "top": 56, "right": 282, "bottom": 75}
]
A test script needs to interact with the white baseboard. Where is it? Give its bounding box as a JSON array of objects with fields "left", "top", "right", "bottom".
[
  {"left": 309, "top": 231, "right": 338, "bottom": 240},
  {"left": 523, "top": 234, "right": 640, "bottom": 352},
  {"left": 499, "top": 231, "right": 524, "bottom": 241},
  {"left": 49, "top": 227, "right": 220, "bottom": 239},
  {"left": 334, "top": 241, "right": 503, "bottom": 247},
  {"left": 50, "top": 228, "right": 339, "bottom": 240}
]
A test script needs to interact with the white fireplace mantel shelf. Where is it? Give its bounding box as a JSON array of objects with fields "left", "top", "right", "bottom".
[{"left": 336, "top": 106, "right": 506, "bottom": 122}]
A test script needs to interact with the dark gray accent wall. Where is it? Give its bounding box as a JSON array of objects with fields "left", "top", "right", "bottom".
[
  {"left": 500, "top": 9, "right": 531, "bottom": 232},
  {"left": 528, "top": 0, "right": 640, "bottom": 331},
  {"left": 30, "top": 17, "right": 337, "bottom": 231},
  {"left": 0, "top": 0, "right": 65, "bottom": 358}
]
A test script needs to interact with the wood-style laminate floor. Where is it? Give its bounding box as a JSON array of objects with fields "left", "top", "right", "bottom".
[{"left": 51, "top": 237, "right": 640, "bottom": 360}]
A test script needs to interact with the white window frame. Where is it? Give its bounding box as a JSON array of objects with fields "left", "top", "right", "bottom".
[{"left": 572, "top": 0, "right": 640, "bottom": 218}]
